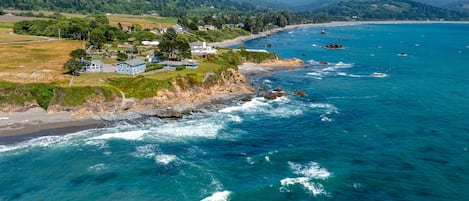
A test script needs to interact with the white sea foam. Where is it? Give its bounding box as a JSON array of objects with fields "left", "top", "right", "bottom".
[
  {"left": 280, "top": 177, "right": 327, "bottom": 196},
  {"left": 155, "top": 154, "right": 177, "bottom": 165},
  {"left": 288, "top": 161, "right": 331, "bottom": 179},
  {"left": 246, "top": 157, "right": 255, "bottom": 164},
  {"left": 85, "top": 140, "right": 109, "bottom": 150},
  {"left": 0, "top": 117, "right": 9, "bottom": 120},
  {"left": 132, "top": 144, "right": 158, "bottom": 159},
  {"left": 310, "top": 103, "right": 337, "bottom": 112},
  {"left": 337, "top": 72, "right": 367, "bottom": 78},
  {"left": 0, "top": 129, "right": 100, "bottom": 154},
  {"left": 371, "top": 72, "right": 388, "bottom": 78},
  {"left": 321, "top": 116, "right": 333, "bottom": 122},
  {"left": 322, "top": 67, "right": 336, "bottom": 71},
  {"left": 334, "top": 61, "right": 353, "bottom": 68},
  {"left": 91, "top": 130, "right": 147, "bottom": 141},
  {"left": 307, "top": 72, "right": 323, "bottom": 77},
  {"left": 87, "top": 163, "right": 108, "bottom": 171},
  {"left": 201, "top": 191, "right": 231, "bottom": 201},
  {"left": 220, "top": 97, "right": 303, "bottom": 119},
  {"left": 148, "top": 119, "right": 223, "bottom": 140},
  {"left": 226, "top": 114, "right": 242, "bottom": 123},
  {"left": 280, "top": 161, "right": 331, "bottom": 196},
  {"left": 219, "top": 97, "right": 269, "bottom": 113}
]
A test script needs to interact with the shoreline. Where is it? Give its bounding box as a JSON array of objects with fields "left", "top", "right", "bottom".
[
  {"left": 0, "top": 69, "right": 255, "bottom": 142},
  {"left": 209, "top": 20, "right": 469, "bottom": 47},
  {"left": 2, "top": 20, "right": 467, "bottom": 143},
  {"left": 0, "top": 108, "right": 102, "bottom": 137}
]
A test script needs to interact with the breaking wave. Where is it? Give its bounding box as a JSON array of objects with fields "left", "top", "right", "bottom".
[
  {"left": 219, "top": 97, "right": 303, "bottom": 118},
  {"left": 201, "top": 191, "right": 231, "bottom": 201},
  {"left": 280, "top": 161, "right": 331, "bottom": 196}
]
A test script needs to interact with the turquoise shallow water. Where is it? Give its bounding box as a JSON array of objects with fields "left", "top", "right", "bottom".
[{"left": 1, "top": 23, "right": 468, "bottom": 200}]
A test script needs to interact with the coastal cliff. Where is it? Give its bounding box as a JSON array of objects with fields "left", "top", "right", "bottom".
[{"left": 47, "top": 68, "right": 254, "bottom": 120}]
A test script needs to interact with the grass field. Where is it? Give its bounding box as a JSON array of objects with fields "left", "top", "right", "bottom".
[
  {"left": 72, "top": 73, "right": 132, "bottom": 87},
  {"left": 3, "top": 10, "right": 177, "bottom": 30},
  {"left": 0, "top": 22, "right": 14, "bottom": 28},
  {"left": 145, "top": 62, "right": 223, "bottom": 80},
  {"left": 0, "top": 28, "right": 49, "bottom": 43},
  {"left": 108, "top": 14, "right": 177, "bottom": 30},
  {"left": 0, "top": 40, "right": 83, "bottom": 83}
]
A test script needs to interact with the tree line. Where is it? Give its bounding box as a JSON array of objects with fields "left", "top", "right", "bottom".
[
  {"left": 316, "top": 0, "right": 468, "bottom": 21},
  {"left": 0, "top": 0, "right": 258, "bottom": 16}
]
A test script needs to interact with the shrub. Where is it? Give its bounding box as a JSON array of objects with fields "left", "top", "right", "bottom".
[
  {"left": 145, "top": 64, "right": 164, "bottom": 72},
  {"left": 175, "top": 65, "right": 185, "bottom": 71}
]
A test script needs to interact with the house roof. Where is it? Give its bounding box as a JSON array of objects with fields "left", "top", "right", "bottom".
[
  {"left": 189, "top": 42, "right": 205, "bottom": 46},
  {"left": 122, "top": 58, "right": 146, "bottom": 66},
  {"left": 91, "top": 60, "right": 103, "bottom": 65}
]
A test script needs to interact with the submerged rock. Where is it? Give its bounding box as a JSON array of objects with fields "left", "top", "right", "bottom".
[{"left": 294, "top": 89, "right": 307, "bottom": 97}]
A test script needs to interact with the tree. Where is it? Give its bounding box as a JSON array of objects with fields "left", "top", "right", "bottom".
[
  {"left": 163, "top": 28, "right": 178, "bottom": 41},
  {"left": 89, "top": 28, "right": 105, "bottom": 49},
  {"left": 188, "top": 22, "right": 198, "bottom": 31},
  {"left": 70, "top": 48, "right": 87, "bottom": 60},
  {"left": 117, "top": 52, "right": 128, "bottom": 61},
  {"left": 63, "top": 59, "right": 82, "bottom": 76},
  {"left": 0, "top": 8, "right": 5, "bottom": 15},
  {"left": 158, "top": 28, "right": 191, "bottom": 60}
]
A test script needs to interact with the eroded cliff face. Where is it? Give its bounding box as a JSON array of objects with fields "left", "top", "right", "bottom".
[{"left": 49, "top": 68, "right": 255, "bottom": 120}]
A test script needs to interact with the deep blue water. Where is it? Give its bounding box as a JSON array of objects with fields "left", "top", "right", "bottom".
[{"left": 1, "top": 23, "right": 468, "bottom": 201}]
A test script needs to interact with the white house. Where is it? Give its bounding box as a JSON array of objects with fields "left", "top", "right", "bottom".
[
  {"left": 142, "top": 40, "right": 160, "bottom": 46},
  {"left": 116, "top": 58, "right": 147, "bottom": 75},
  {"left": 160, "top": 60, "right": 198, "bottom": 70},
  {"left": 172, "top": 24, "right": 185, "bottom": 34},
  {"left": 189, "top": 42, "right": 217, "bottom": 55},
  {"left": 81, "top": 60, "right": 103, "bottom": 72},
  {"left": 197, "top": 25, "right": 216, "bottom": 31}
]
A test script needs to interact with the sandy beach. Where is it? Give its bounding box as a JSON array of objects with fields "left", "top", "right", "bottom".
[{"left": 0, "top": 108, "right": 100, "bottom": 138}]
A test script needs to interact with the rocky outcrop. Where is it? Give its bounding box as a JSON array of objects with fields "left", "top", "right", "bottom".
[
  {"left": 258, "top": 58, "right": 305, "bottom": 67},
  {"left": 323, "top": 44, "right": 344, "bottom": 49},
  {"left": 263, "top": 88, "right": 287, "bottom": 100},
  {"left": 48, "top": 68, "right": 255, "bottom": 120}
]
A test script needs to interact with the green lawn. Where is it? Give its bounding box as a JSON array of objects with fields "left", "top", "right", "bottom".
[
  {"left": 145, "top": 17, "right": 178, "bottom": 24},
  {"left": 145, "top": 62, "right": 223, "bottom": 81},
  {"left": 72, "top": 73, "right": 132, "bottom": 86},
  {"left": 0, "top": 22, "right": 14, "bottom": 28}
]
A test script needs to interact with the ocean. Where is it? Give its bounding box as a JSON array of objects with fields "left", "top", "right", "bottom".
[{"left": 1, "top": 23, "right": 468, "bottom": 201}]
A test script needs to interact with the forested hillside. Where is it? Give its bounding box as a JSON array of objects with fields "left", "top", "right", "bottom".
[
  {"left": 0, "top": 0, "right": 258, "bottom": 16},
  {"left": 316, "top": 0, "right": 468, "bottom": 21}
]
